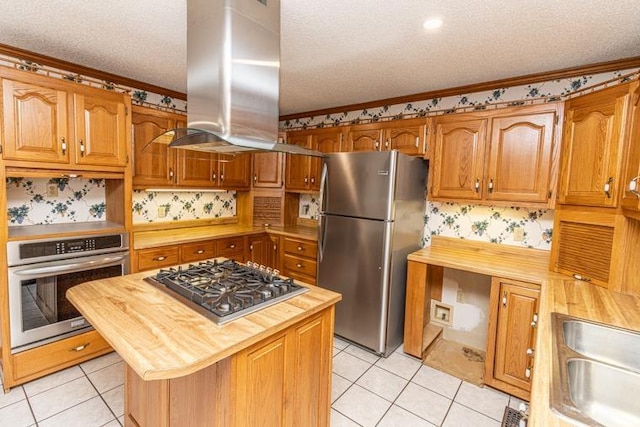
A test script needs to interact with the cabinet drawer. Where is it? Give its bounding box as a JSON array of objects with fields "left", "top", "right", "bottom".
[
  {"left": 215, "top": 237, "right": 245, "bottom": 260},
  {"left": 13, "top": 330, "right": 112, "bottom": 381},
  {"left": 284, "top": 269, "right": 317, "bottom": 286},
  {"left": 283, "top": 238, "right": 317, "bottom": 259},
  {"left": 137, "top": 246, "right": 180, "bottom": 271},
  {"left": 283, "top": 254, "right": 317, "bottom": 278},
  {"left": 181, "top": 241, "right": 215, "bottom": 263}
]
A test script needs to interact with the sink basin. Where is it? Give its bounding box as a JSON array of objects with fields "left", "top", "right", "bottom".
[{"left": 551, "top": 313, "right": 640, "bottom": 427}]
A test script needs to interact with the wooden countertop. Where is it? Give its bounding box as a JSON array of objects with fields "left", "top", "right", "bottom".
[
  {"left": 408, "top": 237, "right": 640, "bottom": 426},
  {"left": 133, "top": 224, "right": 317, "bottom": 250},
  {"left": 67, "top": 261, "right": 341, "bottom": 381}
]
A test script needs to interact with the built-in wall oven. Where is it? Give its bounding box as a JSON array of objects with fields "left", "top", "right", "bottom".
[{"left": 7, "top": 232, "right": 129, "bottom": 353}]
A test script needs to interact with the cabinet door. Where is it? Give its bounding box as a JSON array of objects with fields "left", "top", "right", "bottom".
[
  {"left": 310, "top": 129, "right": 343, "bottom": 191},
  {"left": 347, "top": 127, "right": 383, "bottom": 152},
  {"left": 621, "top": 83, "right": 640, "bottom": 212},
  {"left": 248, "top": 234, "right": 269, "bottom": 266},
  {"left": 236, "top": 334, "right": 288, "bottom": 427},
  {"left": 253, "top": 152, "right": 283, "bottom": 187},
  {"left": 1, "top": 78, "right": 70, "bottom": 164},
  {"left": 285, "top": 132, "right": 312, "bottom": 191},
  {"left": 177, "top": 150, "right": 216, "bottom": 187},
  {"left": 486, "top": 110, "right": 556, "bottom": 204},
  {"left": 487, "top": 278, "right": 539, "bottom": 397},
  {"left": 73, "top": 92, "right": 128, "bottom": 167},
  {"left": 384, "top": 120, "right": 427, "bottom": 156},
  {"left": 268, "top": 234, "right": 281, "bottom": 271},
  {"left": 218, "top": 153, "right": 251, "bottom": 189},
  {"left": 559, "top": 84, "right": 631, "bottom": 207},
  {"left": 431, "top": 116, "right": 487, "bottom": 200},
  {"left": 132, "top": 107, "right": 177, "bottom": 187}
]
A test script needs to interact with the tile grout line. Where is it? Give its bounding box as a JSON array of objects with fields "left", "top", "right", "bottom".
[{"left": 80, "top": 365, "right": 123, "bottom": 425}]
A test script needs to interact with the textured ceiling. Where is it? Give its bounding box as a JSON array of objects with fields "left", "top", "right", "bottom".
[{"left": 1, "top": 1, "right": 640, "bottom": 115}]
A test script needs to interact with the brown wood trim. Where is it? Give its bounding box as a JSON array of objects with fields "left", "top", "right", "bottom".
[
  {"left": 132, "top": 217, "right": 238, "bottom": 232},
  {"left": 0, "top": 43, "right": 186, "bottom": 100},
  {"left": 280, "top": 56, "right": 640, "bottom": 120}
]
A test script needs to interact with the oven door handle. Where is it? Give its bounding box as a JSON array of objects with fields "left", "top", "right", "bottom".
[{"left": 12, "top": 255, "right": 128, "bottom": 277}]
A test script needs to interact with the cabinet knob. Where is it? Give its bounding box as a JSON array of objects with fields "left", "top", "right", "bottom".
[
  {"left": 61, "top": 137, "right": 67, "bottom": 155},
  {"left": 525, "top": 367, "right": 532, "bottom": 379},
  {"left": 220, "top": 174, "right": 224, "bottom": 182},
  {"left": 254, "top": 174, "right": 257, "bottom": 183},
  {"left": 603, "top": 177, "right": 614, "bottom": 198},
  {"left": 196, "top": 249, "right": 205, "bottom": 254},
  {"left": 169, "top": 168, "right": 174, "bottom": 179},
  {"left": 374, "top": 141, "right": 380, "bottom": 149},
  {"left": 488, "top": 178, "right": 494, "bottom": 193},
  {"left": 250, "top": 244, "right": 253, "bottom": 251},
  {"left": 415, "top": 136, "right": 419, "bottom": 148},
  {"left": 310, "top": 176, "right": 315, "bottom": 184},
  {"left": 531, "top": 313, "right": 538, "bottom": 327},
  {"left": 572, "top": 274, "right": 591, "bottom": 282},
  {"left": 273, "top": 245, "right": 277, "bottom": 251},
  {"left": 385, "top": 139, "right": 389, "bottom": 148},
  {"left": 79, "top": 139, "right": 85, "bottom": 156},
  {"left": 297, "top": 246, "right": 303, "bottom": 251},
  {"left": 229, "top": 244, "right": 236, "bottom": 249},
  {"left": 474, "top": 178, "right": 480, "bottom": 193},
  {"left": 526, "top": 348, "right": 535, "bottom": 356},
  {"left": 153, "top": 256, "right": 167, "bottom": 261},
  {"left": 296, "top": 263, "right": 303, "bottom": 268},
  {"left": 304, "top": 176, "right": 308, "bottom": 184}
]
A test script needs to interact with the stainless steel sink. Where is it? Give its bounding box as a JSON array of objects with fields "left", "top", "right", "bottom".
[{"left": 551, "top": 313, "right": 640, "bottom": 427}]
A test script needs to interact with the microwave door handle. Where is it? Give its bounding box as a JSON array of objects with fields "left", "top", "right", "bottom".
[{"left": 12, "top": 255, "right": 128, "bottom": 278}]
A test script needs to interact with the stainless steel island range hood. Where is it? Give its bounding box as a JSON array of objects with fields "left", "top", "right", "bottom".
[{"left": 158, "top": 0, "right": 323, "bottom": 157}]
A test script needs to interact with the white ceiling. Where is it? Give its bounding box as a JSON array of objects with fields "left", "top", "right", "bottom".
[{"left": 1, "top": 1, "right": 640, "bottom": 116}]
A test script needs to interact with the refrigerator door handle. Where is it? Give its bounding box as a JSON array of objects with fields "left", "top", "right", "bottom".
[
  {"left": 319, "top": 162, "right": 328, "bottom": 213},
  {"left": 318, "top": 214, "right": 327, "bottom": 262}
]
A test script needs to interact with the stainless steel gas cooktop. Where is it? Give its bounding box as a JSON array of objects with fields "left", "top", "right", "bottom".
[{"left": 145, "top": 259, "right": 308, "bottom": 325}]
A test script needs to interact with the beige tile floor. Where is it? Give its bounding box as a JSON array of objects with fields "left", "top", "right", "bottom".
[{"left": 0, "top": 337, "right": 524, "bottom": 426}]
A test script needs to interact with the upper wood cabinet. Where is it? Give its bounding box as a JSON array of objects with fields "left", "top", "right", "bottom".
[
  {"left": 132, "top": 106, "right": 250, "bottom": 190},
  {"left": 558, "top": 83, "right": 635, "bottom": 208},
  {"left": 132, "top": 106, "right": 178, "bottom": 187},
  {"left": 253, "top": 152, "right": 284, "bottom": 188},
  {"left": 285, "top": 127, "right": 344, "bottom": 192},
  {"left": 620, "top": 82, "right": 640, "bottom": 215},
  {"left": 430, "top": 104, "right": 562, "bottom": 208},
  {"left": 346, "top": 118, "right": 428, "bottom": 156},
  {"left": 1, "top": 68, "right": 130, "bottom": 170}
]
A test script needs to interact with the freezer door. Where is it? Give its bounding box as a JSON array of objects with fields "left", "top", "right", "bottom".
[
  {"left": 317, "top": 214, "right": 392, "bottom": 354},
  {"left": 320, "top": 151, "right": 397, "bottom": 220}
]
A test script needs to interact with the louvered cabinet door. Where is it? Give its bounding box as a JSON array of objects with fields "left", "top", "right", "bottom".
[
  {"left": 559, "top": 83, "right": 632, "bottom": 207},
  {"left": 1, "top": 78, "right": 70, "bottom": 164}
]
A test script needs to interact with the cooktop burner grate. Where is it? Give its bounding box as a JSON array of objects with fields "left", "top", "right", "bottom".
[{"left": 145, "top": 259, "right": 308, "bottom": 325}]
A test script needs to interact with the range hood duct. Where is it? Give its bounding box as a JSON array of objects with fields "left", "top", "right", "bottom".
[{"left": 157, "top": 0, "right": 323, "bottom": 157}]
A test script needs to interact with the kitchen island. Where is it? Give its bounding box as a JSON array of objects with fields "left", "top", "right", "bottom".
[{"left": 67, "top": 261, "right": 341, "bottom": 427}]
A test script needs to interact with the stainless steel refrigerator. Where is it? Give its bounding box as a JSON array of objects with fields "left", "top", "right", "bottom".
[{"left": 317, "top": 150, "right": 427, "bottom": 356}]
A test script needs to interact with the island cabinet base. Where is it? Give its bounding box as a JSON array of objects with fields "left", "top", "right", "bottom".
[{"left": 124, "top": 307, "right": 335, "bottom": 427}]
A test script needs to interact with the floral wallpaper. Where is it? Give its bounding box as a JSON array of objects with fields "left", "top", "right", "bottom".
[
  {"left": 299, "top": 194, "right": 320, "bottom": 220},
  {"left": 132, "top": 190, "right": 236, "bottom": 223},
  {"left": 6, "top": 178, "right": 106, "bottom": 226},
  {"left": 0, "top": 55, "right": 187, "bottom": 114},
  {"left": 281, "top": 68, "right": 639, "bottom": 130},
  {"left": 423, "top": 202, "right": 554, "bottom": 250}
]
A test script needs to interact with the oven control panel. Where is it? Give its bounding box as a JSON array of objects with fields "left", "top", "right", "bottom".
[{"left": 7, "top": 233, "right": 129, "bottom": 266}]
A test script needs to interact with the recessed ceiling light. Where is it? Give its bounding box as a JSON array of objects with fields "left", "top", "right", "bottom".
[{"left": 423, "top": 18, "right": 443, "bottom": 30}]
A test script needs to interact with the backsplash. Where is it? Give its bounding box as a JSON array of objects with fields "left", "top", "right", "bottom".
[
  {"left": 6, "top": 178, "right": 106, "bottom": 226},
  {"left": 299, "top": 194, "right": 320, "bottom": 220},
  {"left": 424, "top": 202, "right": 553, "bottom": 250},
  {"left": 132, "top": 190, "right": 236, "bottom": 223}
]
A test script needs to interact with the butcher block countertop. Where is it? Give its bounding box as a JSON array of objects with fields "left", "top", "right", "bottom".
[
  {"left": 66, "top": 262, "right": 340, "bottom": 381},
  {"left": 408, "top": 237, "right": 640, "bottom": 427},
  {"left": 133, "top": 224, "right": 317, "bottom": 250}
]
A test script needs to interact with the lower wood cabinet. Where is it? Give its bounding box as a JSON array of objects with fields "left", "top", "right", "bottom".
[
  {"left": 9, "top": 330, "right": 112, "bottom": 390},
  {"left": 485, "top": 277, "right": 540, "bottom": 401},
  {"left": 248, "top": 233, "right": 280, "bottom": 269},
  {"left": 281, "top": 237, "right": 318, "bottom": 285},
  {"left": 125, "top": 308, "right": 334, "bottom": 427}
]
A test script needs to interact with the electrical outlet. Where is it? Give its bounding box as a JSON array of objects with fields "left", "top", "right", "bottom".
[
  {"left": 513, "top": 226, "right": 524, "bottom": 242},
  {"left": 430, "top": 301, "right": 454, "bottom": 326},
  {"left": 46, "top": 183, "right": 58, "bottom": 197},
  {"left": 157, "top": 206, "right": 167, "bottom": 218},
  {"left": 456, "top": 289, "right": 464, "bottom": 303}
]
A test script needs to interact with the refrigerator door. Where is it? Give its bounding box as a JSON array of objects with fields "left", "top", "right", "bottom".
[
  {"left": 317, "top": 214, "right": 392, "bottom": 354},
  {"left": 320, "top": 151, "right": 397, "bottom": 221}
]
